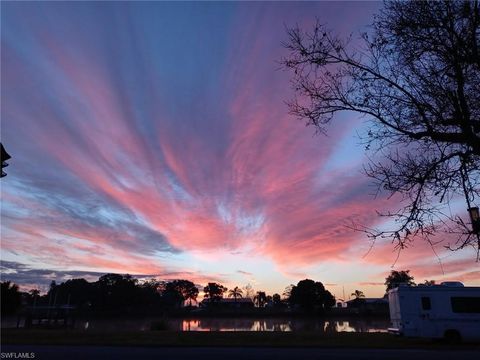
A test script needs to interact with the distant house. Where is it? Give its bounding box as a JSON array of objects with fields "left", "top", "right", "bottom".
[
  {"left": 346, "top": 298, "right": 389, "bottom": 314},
  {"left": 336, "top": 301, "right": 347, "bottom": 308},
  {"left": 199, "top": 298, "right": 254, "bottom": 309}
]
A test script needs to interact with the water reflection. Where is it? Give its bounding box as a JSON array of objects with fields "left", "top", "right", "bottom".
[
  {"left": 3, "top": 316, "right": 389, "bottom": 332},
  {"left": 177, "top": 318, "right": 389, "bottom": 332}
]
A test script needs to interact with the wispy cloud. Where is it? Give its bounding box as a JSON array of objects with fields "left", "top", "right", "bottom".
[{"left": 237, "top": 270, "right": 253, "bottom": 276}]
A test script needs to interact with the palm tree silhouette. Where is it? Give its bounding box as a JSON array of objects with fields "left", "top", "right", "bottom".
[
  {"left": 228, "top": 286, "right": 243, "bottom": 302},
  {"left": 351, "top": 290, "right": 365, "bottom": 299}
]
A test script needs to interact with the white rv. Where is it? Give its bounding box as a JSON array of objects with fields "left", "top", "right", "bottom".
[{"left": 388, "top": 282, "right": 480, "bottom": 341}]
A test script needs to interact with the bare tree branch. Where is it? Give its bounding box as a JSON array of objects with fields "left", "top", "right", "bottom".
[{"left": 283, "top": 1, "right": 480, "bottom": 258}]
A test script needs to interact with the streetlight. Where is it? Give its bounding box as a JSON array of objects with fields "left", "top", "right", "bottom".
[
  {"left": 468, "top": 206, "right": 480, "bottom": 234},
  {"left": 1, "top": 143, "right": 11, "bottom": 178}
]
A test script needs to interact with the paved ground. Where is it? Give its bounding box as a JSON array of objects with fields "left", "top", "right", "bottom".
[{"left": 2, "top": 345, "right": 479, "bottom": 360}]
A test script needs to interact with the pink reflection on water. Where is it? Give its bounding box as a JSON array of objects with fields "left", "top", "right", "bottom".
[{"left": 180, "top": 319, "right": 389, "bottom": 332}]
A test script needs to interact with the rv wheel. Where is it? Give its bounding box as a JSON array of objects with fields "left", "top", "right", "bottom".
[{"left": 444, "top": 329, "right": 461, "bottom": 344}]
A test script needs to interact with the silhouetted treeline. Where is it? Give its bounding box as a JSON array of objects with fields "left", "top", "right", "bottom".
[
  {"left": 1, "top": 275, "right": 336, "bottom": 316},
  {"left": 1, "top": 275, "right": 197, "bottom": 316},
  {"left": 42, "top": 275, "right": 199, "bottom": 315}
]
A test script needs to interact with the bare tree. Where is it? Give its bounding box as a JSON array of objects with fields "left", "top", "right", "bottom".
[
  {"left": 242, "top": 283, "right": 255, "bottom": 299},
  {"left": 283, "top": 0, "right": 480, "bottom": 258}
]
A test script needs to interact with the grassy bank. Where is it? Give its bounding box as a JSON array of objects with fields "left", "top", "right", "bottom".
[{"left": 2, "top": 329, "right": 479, "bottom": 349}]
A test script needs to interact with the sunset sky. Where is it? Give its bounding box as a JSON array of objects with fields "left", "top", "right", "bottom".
[{"left": 1, "top": 1, "right": 478, "bottom": 299}]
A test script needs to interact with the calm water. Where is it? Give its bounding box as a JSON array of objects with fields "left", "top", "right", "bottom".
[
  {"left": 4, "top": 316, "right": 390, "bottom": 332},
  {"left": 78, "top": 317, "right": 390, "bottom": 332}
]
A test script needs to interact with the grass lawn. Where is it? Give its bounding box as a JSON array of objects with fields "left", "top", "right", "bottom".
[{"left": 2, "top": 329, "right": 480, "bottom": 349}]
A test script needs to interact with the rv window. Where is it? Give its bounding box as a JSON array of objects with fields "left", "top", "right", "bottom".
[
  {"left": 421, "top": 297, "right": 431, "bottom": 310},
  {"left": 451, "top": 297, "right": 480, "bottom": 313}
]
